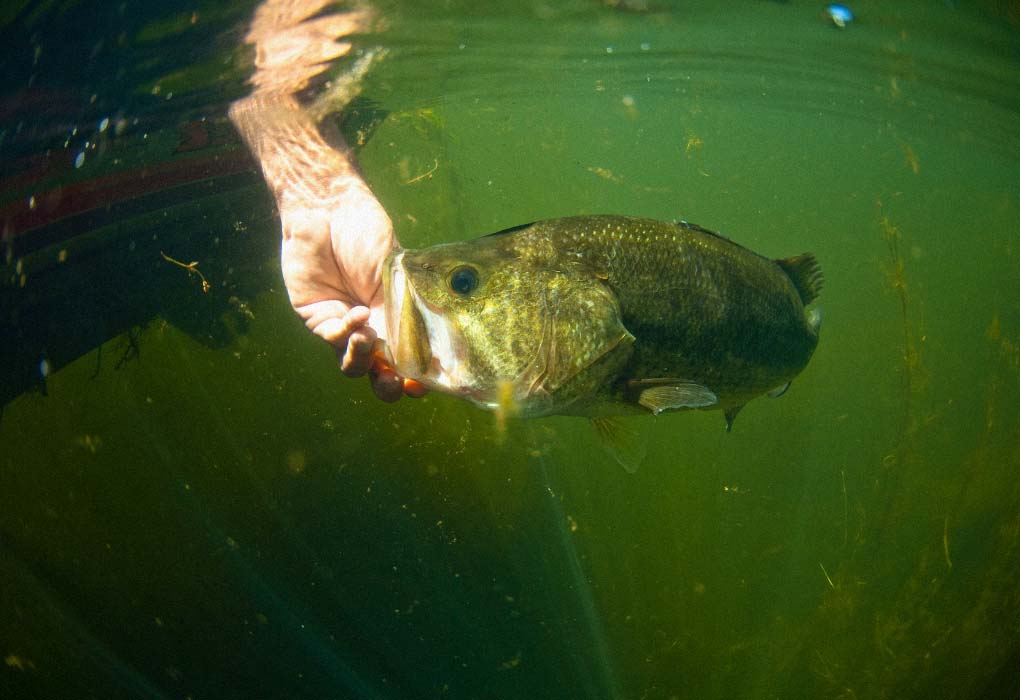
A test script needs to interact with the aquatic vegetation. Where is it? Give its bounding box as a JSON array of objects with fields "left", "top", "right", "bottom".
[{"left": 878, "top": 211, "right": 927, "bottom": 436}]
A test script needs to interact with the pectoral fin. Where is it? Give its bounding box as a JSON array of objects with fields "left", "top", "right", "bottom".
[{"left": 629, "top": 379, "right": 718, "bottom": 415}]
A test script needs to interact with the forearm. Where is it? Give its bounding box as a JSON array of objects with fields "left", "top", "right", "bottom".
[
  {"left": 229, "top": 92, "right": 369, "bottom": 215},
  {"left": 228, "top": 0, "right": 393, "bottom": 312},
  {"left": 228, "top": 0, "right": 377, "bottom": 217},
  {"left": 227, "top": 0, "right": 424, "bottom": 400}
]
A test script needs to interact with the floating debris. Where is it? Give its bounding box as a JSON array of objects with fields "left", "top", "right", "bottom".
[
  {"left": 405, "top": 159, "right": 438, "bottom": 185},
  {"left": 160, "top": 251, "right": 211, "bottom": 292},
  {"left": 901, "top": 143, "right": 921, "bottom": 174},
  {"left": 586, "top": 165, "right": 622, "bottom": 182},
  {"left": 943, "top": 516, "right": 953, "bottom": 569},
  {"left": 4, "top": 654, "right": 36, "bottom": 672},
  {"left": 826, "top": 4, "right": 853, "bottom": 28},
  {"left": 621, "top": 94, "right": 637, "bottom": 117}
]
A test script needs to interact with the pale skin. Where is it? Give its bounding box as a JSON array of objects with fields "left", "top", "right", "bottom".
[{"left": 229, "top": 0, "right": 425, "bottom": 401}]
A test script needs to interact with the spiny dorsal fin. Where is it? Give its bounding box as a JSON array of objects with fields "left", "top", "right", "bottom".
[{"left": 776, "top": 254, "right": 823, "bottom": 306}]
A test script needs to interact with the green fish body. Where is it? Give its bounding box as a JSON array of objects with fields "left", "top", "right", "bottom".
[{"left": 383, "top": 215, "right": 821, "bottom": 429}]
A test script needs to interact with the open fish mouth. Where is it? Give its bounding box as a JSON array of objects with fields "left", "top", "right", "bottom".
[
  {"left": 382, "top": 250, "right": 408, "bottom": 366},
  {"left": 383, "top": 249, "right": 427, "bottom": 378},
  {"left": 382, "top": 249, "right": 472, "bottom": 395}
]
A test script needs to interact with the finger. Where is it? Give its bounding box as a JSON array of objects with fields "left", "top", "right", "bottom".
[
  {"left": 313, "top": 305, "right": 370, "bottom": 349},
  {"left": 370, "top": 364, "right": 404, "bottom": 403},
  {"left": 340, "top": 327, "right": 377, "bottom": 378},
  {"left": 403, "top": 379, "right": 429, "bottom": 398}
]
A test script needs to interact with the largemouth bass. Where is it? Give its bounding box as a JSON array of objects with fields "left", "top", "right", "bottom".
[{"left": 382, "top": 215, "right": 821, "bottom": 431}]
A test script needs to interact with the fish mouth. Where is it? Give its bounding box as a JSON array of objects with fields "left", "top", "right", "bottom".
[
  {"left": 383, "top": 249, "right": 431, "bottom": 379},
  {"left": 382, "top": 249, "right": 404, "bottom": 363},
  {"left": 383, "top": 250, "right": 476, "bottom": 396}
]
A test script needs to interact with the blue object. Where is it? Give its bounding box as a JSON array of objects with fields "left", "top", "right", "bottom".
[{"left": 826, "top": 3, "right": 854, "bottom": 28}]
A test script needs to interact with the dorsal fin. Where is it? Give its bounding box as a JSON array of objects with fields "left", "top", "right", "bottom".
[{"left": 776, "top": 254, "right": 823, "bottom": 305}]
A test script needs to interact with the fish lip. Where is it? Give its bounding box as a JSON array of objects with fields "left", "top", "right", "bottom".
[
  {"left": 384, "top": 249, "right": 448, "bottom": 384},
  {"left": 383, "top": 248, "right": 431, "bottom": 378},
  {"left": 382, "top": 248, "right": 404, "bottom": 363}
]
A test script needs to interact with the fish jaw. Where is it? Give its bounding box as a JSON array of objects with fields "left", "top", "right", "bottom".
[
  {"left": 382, "top": 250, "right": 412, "bottom": 369},
  {"left": 382, "top": 250, "right": 483, "bottom": 401}
]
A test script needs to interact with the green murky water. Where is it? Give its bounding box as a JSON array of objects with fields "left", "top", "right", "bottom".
[{"left": 2, "top": 1, "right": 1019, "bottom": 698}]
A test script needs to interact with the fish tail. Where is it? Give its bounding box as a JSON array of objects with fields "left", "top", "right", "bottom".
[{"left": 776, "top": 254, "right": 823, "bottom": 305}]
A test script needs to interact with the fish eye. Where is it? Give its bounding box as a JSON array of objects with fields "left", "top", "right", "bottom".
[{"left": 448, "top": 265, "right": 479, "bottom": 295}]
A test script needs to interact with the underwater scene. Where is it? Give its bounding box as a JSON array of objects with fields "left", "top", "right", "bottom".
[{"left": 2, "top": 1, "right": 1019, "bottom": 698}]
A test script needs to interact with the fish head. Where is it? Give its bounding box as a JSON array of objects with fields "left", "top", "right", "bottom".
[{"left": 382, "top": 230, "right": 633, "bottom": 415}]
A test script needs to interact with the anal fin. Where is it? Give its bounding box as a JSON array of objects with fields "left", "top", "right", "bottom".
[{"left": 724, "top": 405, "right": 744, "bottom": 432}]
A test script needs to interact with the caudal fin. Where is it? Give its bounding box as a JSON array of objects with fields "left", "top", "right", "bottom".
[{"left": 776, "top": 254, "right": 823, "bottom": 306}]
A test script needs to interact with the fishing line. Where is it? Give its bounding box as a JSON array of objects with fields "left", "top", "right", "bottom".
[{"left": 528, "top": 423, "right": 621, "bottom": 700}]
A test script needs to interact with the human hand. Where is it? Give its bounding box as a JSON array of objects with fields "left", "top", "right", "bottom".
[
  {"left": 229, "top": 0, "right": 426, "bottom": 402},
  {"left": 278, "top": 177, "right": 427, "bottom": 402}
]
